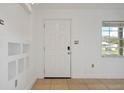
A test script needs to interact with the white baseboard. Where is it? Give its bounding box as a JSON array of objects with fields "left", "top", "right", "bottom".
[
  {"left": 71, "top": 74, "right": 124, "bottom": 79},
  {"left": 25, "top": 77, "right": 37, "bottom": 90}
]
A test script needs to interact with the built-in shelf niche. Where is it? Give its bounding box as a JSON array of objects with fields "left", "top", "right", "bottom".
[
  {"left": 8, "top": 42, "right": 21, "bottom": 56},
  {"left": 23, "top": 44, "right": 30, "bottom": 53},
  {"left": 8, "top": 61, "right": 16, "bottom": 81},
  {"left": 18, "top": 58, "right": 24, "bottom": 74}
]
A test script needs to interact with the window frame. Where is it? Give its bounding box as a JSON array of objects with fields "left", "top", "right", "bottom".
[{"left": 101, "top": 21, "right": 124, "bottom": 57}]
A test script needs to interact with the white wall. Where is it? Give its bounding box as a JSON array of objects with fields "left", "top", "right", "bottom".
[
  {"left": 0, "top": 4, "right": 36, "bottom": 89},
  {"left": 1, "top": 3, "right": 124, "bottom": 90},
  {"left": 33, "top": 4, "right": 124, "bottom": 79}
]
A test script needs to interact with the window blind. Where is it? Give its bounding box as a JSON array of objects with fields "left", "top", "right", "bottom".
[{"left": 103, "top": 21, "right": 124, "bottom": 27}]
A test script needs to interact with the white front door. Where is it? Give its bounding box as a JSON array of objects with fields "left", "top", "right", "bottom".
[{"left": 44, "top": 19, "right": 71, "bottom": 77}]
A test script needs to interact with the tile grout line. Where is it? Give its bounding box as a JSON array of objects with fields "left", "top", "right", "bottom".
[
  {"left": 67, "top": 79, "right": 71, "bottom": 90},
  {"left": 50, "top": 79, "right": 53, "bottom": 90}
]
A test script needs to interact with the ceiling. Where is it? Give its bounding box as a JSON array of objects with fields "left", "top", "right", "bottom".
[{"left": 33, "top": 3, "right": 124, "bottom": 10}]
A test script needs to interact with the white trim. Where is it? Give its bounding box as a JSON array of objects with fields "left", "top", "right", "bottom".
[{"left": 25, "top": 77, "right": 37, "bottom": 90}]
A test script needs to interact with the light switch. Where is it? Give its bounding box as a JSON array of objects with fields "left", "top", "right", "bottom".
[{"left": 74, "top": 40, "right": 79, "bottom": 44}]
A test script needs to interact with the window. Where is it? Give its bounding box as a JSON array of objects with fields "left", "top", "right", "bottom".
[{"left": 102, "top": 21, "right": 124, "bottom": 56}]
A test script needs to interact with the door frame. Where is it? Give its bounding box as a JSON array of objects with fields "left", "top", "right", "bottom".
[{"left": 43, "top": 18, "right": 72, "bottom": 78}]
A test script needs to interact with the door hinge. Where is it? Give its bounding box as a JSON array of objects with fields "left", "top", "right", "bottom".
[
  {"left": 44, "top": 47, "right": 45, "bottom": 51},
  {"left": 44, "top": 24, "right": 45, "bottom": 29}
]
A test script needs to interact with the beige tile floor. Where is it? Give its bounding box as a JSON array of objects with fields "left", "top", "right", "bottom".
[{"left": 32, "top": 79, "right": 124, "bottom": 90}]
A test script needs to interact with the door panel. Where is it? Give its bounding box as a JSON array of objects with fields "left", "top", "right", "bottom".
[{"left": 44, "top": 20, "right": 71, "bottom": 77}]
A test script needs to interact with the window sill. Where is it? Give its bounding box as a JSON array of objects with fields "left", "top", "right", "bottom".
[{"left": 102, "top": 55, "right": 124, "bottom": 58}]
